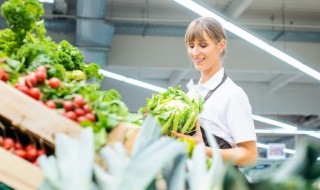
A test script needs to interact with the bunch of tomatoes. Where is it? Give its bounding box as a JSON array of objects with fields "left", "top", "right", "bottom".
[
  {"left": 0, "top": 136, "right": 46, "bottom": 166},
  {"left": 1, "top": 64, "right": 96, "bottom": 124},
  {"left": 13, "top": 66, "right": 61, "bottom": 100},
  {"left": 46, "top": 96, "right": 95, "bottom": 124}
]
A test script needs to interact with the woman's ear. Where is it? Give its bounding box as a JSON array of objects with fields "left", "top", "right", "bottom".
[{"left": 219, "top": 39, "right": 226, "bottom": 53}]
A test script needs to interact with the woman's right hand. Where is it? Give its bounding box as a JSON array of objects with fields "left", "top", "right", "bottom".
[
  {"left": 143, "top": 109, "right": 148, "bottom": 119},
  {"left": 171, "top": 120, "right": 204, "bottom": 144}
]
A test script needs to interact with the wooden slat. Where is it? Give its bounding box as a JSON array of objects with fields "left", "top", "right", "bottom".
[
  {"left": 0, "top": 81, "right": 82, "bottom": 145},
  {"left": 108, "top": 122, "right": 140, "bottom": 154},
  {"left": 0, "top": 147, "right": 43, "bottom": 190}
]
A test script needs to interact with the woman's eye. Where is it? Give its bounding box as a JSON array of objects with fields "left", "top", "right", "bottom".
[
  {"left": 200, "top": 43, "right": 207, "bottom": 48},
  {"left": 188, "top": 44, "right": 194, "bottom": 48}
]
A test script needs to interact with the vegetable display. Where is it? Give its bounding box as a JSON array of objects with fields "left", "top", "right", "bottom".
[
  {"left": 139, "top": 86, "right": 204, "bottom": 135},
  {"left": 0, "top": 0, "right": 142, "bottom": 151}
]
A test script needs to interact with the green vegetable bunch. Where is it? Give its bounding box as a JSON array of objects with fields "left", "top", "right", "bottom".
[
  {"left": 0, "top": 0, "right": 102, "bottom": 82},
  {"left": 1, "top": 0, "right": 44, "bottom": 40},
  {"left": 140, "top": 86, "right": 204, "bottom": 136}
]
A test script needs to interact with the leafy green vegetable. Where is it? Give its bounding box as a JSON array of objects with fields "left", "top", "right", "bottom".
[
  {"left": 56, "top": 40, "right": 84, "bottom": 71},
  {"left": 0, "top": 29, "right": 20, "bottom": 56},
  {"left": 1, "top": 0, "right": 44, "bottom": 41},
  {"left": 0, "top": 0, "right": 102, "bottom": 82},
  {"left": 140, "top": 86, "right": 204, "bottom": 135}
]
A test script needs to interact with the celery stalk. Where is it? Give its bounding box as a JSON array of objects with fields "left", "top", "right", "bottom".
[
  {"left": 171, "top": 112, "right": 180, "bottom": 132},
  {"left": 180, "top": 112, "right": 195, "bottom": 133},
  {"left": 161, "top": 111, "right": 176, "bottom": 134}
]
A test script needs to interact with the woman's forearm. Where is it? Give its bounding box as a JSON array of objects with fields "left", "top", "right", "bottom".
[{"left": 205, "top": 141, "right": 257, "bottom": 166}]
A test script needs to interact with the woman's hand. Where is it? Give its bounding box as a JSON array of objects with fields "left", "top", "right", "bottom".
[
  {"left": 171, "top": 120, "right": 204, "bottom": 144},
  {"left": 143, "top": 109, "right": 148, "bottom": 119}
]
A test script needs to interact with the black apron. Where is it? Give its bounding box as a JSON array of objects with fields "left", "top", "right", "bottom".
[{"left": 200, "top": 71, "right": 232, "bottom": 149}]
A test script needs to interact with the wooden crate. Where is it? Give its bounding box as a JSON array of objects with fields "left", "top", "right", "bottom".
[
  {"left": 0, "top": 147, "right": 43, "bottom": 190},
  {"left": 0, "top": 81, "right": 83, "bottom": 146}
]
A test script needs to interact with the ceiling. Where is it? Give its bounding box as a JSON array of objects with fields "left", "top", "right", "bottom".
[{"left": 1, "top": 0, "right": 320, "bottom": 155}]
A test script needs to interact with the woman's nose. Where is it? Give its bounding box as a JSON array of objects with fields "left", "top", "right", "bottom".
[{"left": 192, "top": 47, "right": 200, "bottom": 55}]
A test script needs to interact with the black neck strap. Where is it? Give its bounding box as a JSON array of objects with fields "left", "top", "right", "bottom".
[{"left": 204, "top": 71, "right": 227, "bottom": 101}]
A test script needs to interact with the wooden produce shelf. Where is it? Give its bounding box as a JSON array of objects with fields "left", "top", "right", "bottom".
[
  {"left": 0, "top": 81, "right": 82, "bottom": 146},
  {"left": 0, "top": 147, "right": 43, "bottom": 190}
]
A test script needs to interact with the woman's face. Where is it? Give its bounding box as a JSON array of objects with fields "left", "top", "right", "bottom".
[{"left": 187, "top": 32, "right": 225, "bottom": 72}]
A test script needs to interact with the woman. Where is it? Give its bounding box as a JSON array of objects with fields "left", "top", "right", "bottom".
[{"left": 171, "top": 17, "right": 257, "bottom": 167}]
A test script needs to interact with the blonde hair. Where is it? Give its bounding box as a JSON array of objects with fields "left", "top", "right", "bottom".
[{"left": 185, "top": 17, "right": 226, "bottom": 56}]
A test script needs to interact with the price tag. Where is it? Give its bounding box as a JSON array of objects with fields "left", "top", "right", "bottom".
[{"left": 267, "top": 143, "right": 286, "bottom": 159}]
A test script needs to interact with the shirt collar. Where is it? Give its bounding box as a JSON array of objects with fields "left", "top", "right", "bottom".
[{"left": 197, "top": 68, "right": 225, "bottom": 91}]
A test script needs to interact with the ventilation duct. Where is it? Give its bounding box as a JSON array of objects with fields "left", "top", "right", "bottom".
[{"left": 76, "top": 0, "right": 114, "bottom": 67}]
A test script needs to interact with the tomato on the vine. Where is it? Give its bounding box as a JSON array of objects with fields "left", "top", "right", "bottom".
[
  {"left": 48, "top": 77, "right": 61, "bottom": 88},
  {"left": 73, "top": 97, "right": 85, "bottom": 108},
  {"left": 63, "top": 101, "right": 73, "bottom": 111},
  {"left": 45, "top": 100, "right": 56, "bottom": 109},
  {"left": 28, "top": 88, "right": 41, "bottom": 100}
]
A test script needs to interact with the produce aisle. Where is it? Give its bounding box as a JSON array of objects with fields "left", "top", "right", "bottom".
[{"left": 0, "top": 0, "right": 319, "bottom": 190}]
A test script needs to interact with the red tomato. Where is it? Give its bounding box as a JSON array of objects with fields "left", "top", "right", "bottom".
[
  {"left": 2, "top": 138, "right": 15, "bottom": 150},
  {"left": 0, "top": 69, "right": 9, "bottom": 82},
  {"left": 77, "top": 116, "right": 88, "bottom": 123},
  {"left": 25, "top": 144, "right": 35, "bottom": 151},
  {"left": 65, "top": 111, "right": 77, "bottom": 121},
  {"left": 14, "top": 149, "right": 27, "bottom": 159},
  {"left": 63, "top": 101, "right": 74, "bottom": 111},
  {"left": 14, "top": 83, "right": 29, "bottom": 94},
  {"left": 28, "top": 88, "right": 41, "bottom": 100},
  {"left": 35, "top": 71, "right": 46, "bottom": 83},
  {"left": 26, "top": 148, "right": 38, "bottom": 162},
  {"left": 45, "top": 100, "right": 56, "bottom": 109},
  {"left": 74, "top": 108, "right": 85, "bottom": 116},
  {"left": 85, "top": 113, "right": 95, "bottom": 122},
  {"left": 36, "top": 66, "right": 46, "bottom": 73},
  {"left": 15, "top": 142, "right": 24, "bottom": 150},
  {"left": 73, "top": 97, "right": 85, "bottom": 108},
  {"left": 48, "top": 77, "right": 61, "bottom": 88},
  {"left": 25, "top": 75, "right": 37, "bottom": 88},
  {"left": 83, "top": 104, "right": 91, "bottom": 113}
]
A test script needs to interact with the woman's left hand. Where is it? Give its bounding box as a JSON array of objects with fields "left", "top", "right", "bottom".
[{"left": 171, "top": 120, "right": 204, "bottom": 144}]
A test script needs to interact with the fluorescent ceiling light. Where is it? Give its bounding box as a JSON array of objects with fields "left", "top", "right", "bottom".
[
  {"left": 253, "top": 115, "right": 320, "bottom": 139},
  {"left": 252, "top": 115, "right": 297, "bottom": 130},
  {"left": 39, "top": 0, "right": 54, "bottom": 3},
  {"left": 255, "top": 129, "right": 319, "bottom": 136},
  {"left": 99, "top": 69, "right": 166, "bottom": 93},
  {"left": 173, "top": 0, "right": 320, "bottom": 81}
]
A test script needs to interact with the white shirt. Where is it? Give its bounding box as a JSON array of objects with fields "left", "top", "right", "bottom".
[{"left": 188, "top": 68, "right": 256, "bottom": 147}]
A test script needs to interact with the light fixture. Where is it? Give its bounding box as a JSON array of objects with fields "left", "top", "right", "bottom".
[
  {"left": 99, "top": 69, "right": 166, "bottom": 93},
  {"left": 173, "top": 0, "right": 320, "bottom": 81},
  {"left": 252, "top": 115, "right": 297, "bottom": 130},
  {"left": 255, "top": 129, "right": 320, "bottom": 136},
  {"left": 253, "top": 115, "right": 320, "bottom": 139},
  {"left": 39, "top": 0, "right": 54, "bottom": 3}
]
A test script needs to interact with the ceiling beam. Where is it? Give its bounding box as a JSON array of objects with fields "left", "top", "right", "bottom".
[
  {"left": 268, "top": 73, "right": 303, "bottom": 93},
  {"left": 225, "top": 0, "right": 254, "bottom": 19}
]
